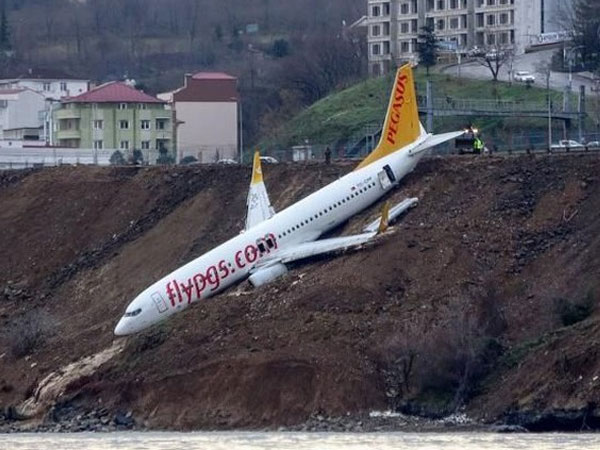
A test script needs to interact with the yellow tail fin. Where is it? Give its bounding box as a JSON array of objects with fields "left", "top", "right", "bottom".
[
  {"left": 356, "top": 64, "right": 420, "bottom": 170},
  {"left": 251, "top": 150, "right": 263, "bottom": 185}
]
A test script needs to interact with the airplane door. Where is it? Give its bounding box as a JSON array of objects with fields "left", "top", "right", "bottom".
[
  {"left": 378, "top": 164, "right": 396, "bottom": 190},
  {"left": 151, "top": 292, "right": 168, "bottom": 314}
]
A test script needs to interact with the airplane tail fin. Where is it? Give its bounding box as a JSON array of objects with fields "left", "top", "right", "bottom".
[{"left": 356, "top": 63, "right": 421, "bottom": 170}]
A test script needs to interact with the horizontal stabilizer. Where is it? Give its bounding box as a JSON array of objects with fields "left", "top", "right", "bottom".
[
  {"left": 409, "top": 131, "right": 465, "bottom": 156},
  {"left": 363, "top": 198, "right": 418, "bottom": 233}
]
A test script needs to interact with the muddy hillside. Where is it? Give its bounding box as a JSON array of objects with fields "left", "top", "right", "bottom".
[{"left": 0, "top": 156, "right": 599, "bottom": 431}]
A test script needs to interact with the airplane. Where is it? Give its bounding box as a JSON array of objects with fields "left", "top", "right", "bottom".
[{"left": 114, "top": 63, "right": 464, "bottom": 336}]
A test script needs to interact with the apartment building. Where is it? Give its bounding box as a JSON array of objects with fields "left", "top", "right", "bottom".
[
  {"left": 52, "top": 82, "right": 173, "bottom": 163},
  {"left": 366, "top": 0, "right": 566, "bottom": 75},
  {"left": 159, "top": 72, "right": 239, "bottom": 163}
]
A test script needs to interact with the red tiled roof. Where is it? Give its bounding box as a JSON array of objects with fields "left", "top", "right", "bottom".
[
  {"left": 191, "top": 72, "right": 237, "bottom": 80},
  {"left": 63, "top": 82, "right": 164, "bottom": 104}
]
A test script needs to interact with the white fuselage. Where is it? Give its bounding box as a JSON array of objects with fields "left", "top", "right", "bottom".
[{"left": 114, "top": 139, "right": 428, "bottom": 335}]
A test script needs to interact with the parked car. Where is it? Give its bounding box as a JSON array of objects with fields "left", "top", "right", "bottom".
[
  {"left": 586, "top": 140, "right": 600, "bottom": 148},
  {"left": 513, "top": 71, "right": 535, "bottom": 83},
  {"left": 216, "top": 158, "right": 238, "bottom": 165},
  {"left": 260, "top": 156, "right": 279, "bottom": 164},
  {"left": 550, "top": 139, "right": 584, "bottom": 150}
]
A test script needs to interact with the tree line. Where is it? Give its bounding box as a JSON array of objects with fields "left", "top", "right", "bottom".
[{"left": 0, "top": 0, "right": 366, "bottom": 147}]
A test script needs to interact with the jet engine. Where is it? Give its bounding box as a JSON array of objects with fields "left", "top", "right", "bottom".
[{"left": 248, "top": 263, "right": 288, "bottom": 287}]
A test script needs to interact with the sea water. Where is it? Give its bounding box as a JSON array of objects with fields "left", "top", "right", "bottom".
[{"left": 1, "top": 432, "right": 599, "bottom": 450}]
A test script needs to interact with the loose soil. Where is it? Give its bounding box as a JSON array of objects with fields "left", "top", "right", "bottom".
[{"left": 0, "top": 156, "right": 599, "bottom": 431}]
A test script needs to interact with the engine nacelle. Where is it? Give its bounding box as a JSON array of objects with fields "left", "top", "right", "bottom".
[{"left": 248, "top": 263, "right": 288, "bottom": 287}]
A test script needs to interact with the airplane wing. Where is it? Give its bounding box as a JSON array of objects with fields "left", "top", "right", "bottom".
[
  {"left": 245, "top": 151, "right": 275, "bottom": 230},
  {"left": 257, "top": 202, "right": 391, "bottom": 267},
  {"left": 264, "top": 232, "right": 377, "bottom": 265}
]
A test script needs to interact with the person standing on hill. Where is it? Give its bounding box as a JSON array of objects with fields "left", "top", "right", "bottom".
[{"left": 325, "top": 146, "right": 332, "bottom": 164}]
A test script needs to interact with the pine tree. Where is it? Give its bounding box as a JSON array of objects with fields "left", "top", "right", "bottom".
[{"left": 417, "top": 25, "right": 438, "bottom": 76}]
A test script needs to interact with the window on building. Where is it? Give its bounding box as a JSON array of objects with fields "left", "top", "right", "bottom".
[
  {"left": 383, "top": 41, "right": 390, "bottom": 54},
  {"left": 461, "top": 0, "right": 467, "bottom": 7},
  {"left": 487, "top": 33, "right": 496, "bottom": 45},
  {"left": 120, "top": 141, "right": 129, "bottom": 150},
  {"left": 411, "top": 19, "right": 418, "bottom": 32},
  {"left": 43, "top": 83, "right": 51, "bottom": 91},
  {"left": 499, "top": 0, "right": 508, "bottom": 3},
  {"left": 476, "top": 13, "right": 484, "bottom": 27},
  {"left": 120, "top": 120, "right": 129, "bottom": 129},
  {"left": 93, "top": 120, "right": 103, "bottom": 130},
  {"left": 372, "top": 25, "right": 381, "bottom": 37},
  {"left": 437, "top": 19, "right": 445, "bottom": 30},
  {"left": 487, "top": 14, "right": 495, "bottom": 26},
  {"left": 401, "top": 41, "right": 410, "bottom": 53},
  {"left": 372, "top": 43, "right": 381, "bottom": 55},
  {"left": 401, "top": 22, "right": 409, "bottom": 33},
  {"left": 141, "top": 141, "right": 150, "bottom": 150},
  {"left": 372, "top": 5, "right": 380, "bottom": 16},
  {"left": 437, "top": 0, "right": 445, "bottom": 10},
  {"left": 426, "top": 0, "right": 434, "bottom": 12},
  {"left": 383, "top": 22, "right": 391, "bottom": 35},
  {"left": 401, "top": 3, "right": 409, "bottom": 14},
  {"left": 450, "top": 17, "right": 459, "bottom": 29},
  {"left": 383, "top": 2, "right": 391, "bottom": 15},
  {"left": 500, "top": 32, "right": 509, "bottom": 44},
  {"left": 487, "top": 0, "right": 495, "bottom": 5},
  {"left": 477, "top": 0, "right": 484, "bottom": 7},
  {"left": 450, "top": 0, "right": 458, "bottom": 9},
  {"left": 156, "top": 119, "right": 168, "bottom": 130},
  {"left": 411, "top": 0, "right": 418, "bottom": 13},
  {"left": 500, "top": 13, "right": 508, "bottom": 24},
  {"left": 118, "top": 103, "right": 128, "bottom": 110},
  {"left": 60, "top": 82, "right": 67, "bottom": 91},
  {"left": 93, "top": 140, "right": 103, "bottom": 150},
  {"left": 138, "top": 103, "right": 147, "bottom": 110},
  {"left": 461, "top": 14, "right": 467, "bottom": 28},
  {"left": 141, "top": 120, "right": 150, "bottom": 130}
]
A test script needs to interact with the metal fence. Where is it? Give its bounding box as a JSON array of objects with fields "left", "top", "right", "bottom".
[{"left": 0, "top": 147, "right": 162, "bottom": 170}]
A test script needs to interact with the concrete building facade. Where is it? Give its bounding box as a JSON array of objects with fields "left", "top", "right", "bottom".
[
  {"left": 0, "top": 88, "right": 46, "bottom": 140},
  {"left": 159, "top": 72, "right": 239, "bottom": 163},
  {"left": 366, "top": 0, "right": 569, "bottom": 75},
  {"left": 52, "top": 82, "right": 173, "bottom": 164}
]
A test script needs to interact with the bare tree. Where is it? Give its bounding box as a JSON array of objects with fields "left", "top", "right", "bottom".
[{"left": 475, "top": 44, "right": 514, "bottom": 82}]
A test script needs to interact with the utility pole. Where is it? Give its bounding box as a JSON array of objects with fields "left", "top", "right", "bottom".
[{"left": 547, "top": 70, "right": 552, "bottom": 151}]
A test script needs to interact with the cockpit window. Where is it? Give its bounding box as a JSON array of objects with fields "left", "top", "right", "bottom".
[{"left": 124, "top": 308, "right": 142, "bottom": 317}]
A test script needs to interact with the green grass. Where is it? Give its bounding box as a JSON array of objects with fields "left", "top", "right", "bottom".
[{"left": 258, "top": 68, "right": 578, "bottom": 152}]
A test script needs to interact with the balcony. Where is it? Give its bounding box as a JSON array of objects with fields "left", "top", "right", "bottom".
[
  {"left": 54, "top": 108, "right": 81, "bottom": 120},
  {"left": 55, "top": 129, "right": 81, "bottom": 140}
]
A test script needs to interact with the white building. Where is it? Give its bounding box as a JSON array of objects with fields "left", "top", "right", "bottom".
[
  {"left": 0, "top": 69, "right": 90, "bottom": 144},
  {"left": 0, "top": 68, "right": 89, "bottom": 101},
  {"left": 366, "top": 0, "right": 571, "bottom": 75},
  {"left": 0, "top": 88, "right": 46, "bottom": 140},
  {"left": 159, "top": 72, "right": 239, "bottom": 163}
]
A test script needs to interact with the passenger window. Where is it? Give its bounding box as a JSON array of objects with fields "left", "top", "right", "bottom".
[
  {"left": 258, "top": 242, "right": 266, "bottom": 253},
  {"left": 266, "top": 238, "right": 274, "bottom": 248}
]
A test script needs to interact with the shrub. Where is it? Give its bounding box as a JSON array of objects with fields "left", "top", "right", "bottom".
[
  {"left": 8, "top": 311, "right": 55, "bottom": 359},
  {"left": 109, "top": 150, "right": 126, "bottom": 165},
  {"left": 555, "top": 292, "right": 596, "bottom": 327}
]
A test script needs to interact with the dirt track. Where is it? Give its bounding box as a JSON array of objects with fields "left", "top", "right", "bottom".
[{"left": 0, "top": 156, "right": 599, "bottom": 431}]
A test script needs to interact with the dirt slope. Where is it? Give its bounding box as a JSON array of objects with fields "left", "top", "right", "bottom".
[{"left": 0, "top": 156, "right": 599, "bottom": 430}]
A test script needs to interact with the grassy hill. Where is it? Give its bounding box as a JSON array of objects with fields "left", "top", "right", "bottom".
[{"left": 258, "top": 69, "right": 576, "bottom": 154}]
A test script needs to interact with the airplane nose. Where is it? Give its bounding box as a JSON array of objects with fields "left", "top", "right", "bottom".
[{"left": 114, "top": 318, "right": 129, "bottom": 336}]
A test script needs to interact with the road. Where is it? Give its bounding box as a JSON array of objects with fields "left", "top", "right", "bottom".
[{"left": 443, "top": 49, "right": 599, "bottom": 97}]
